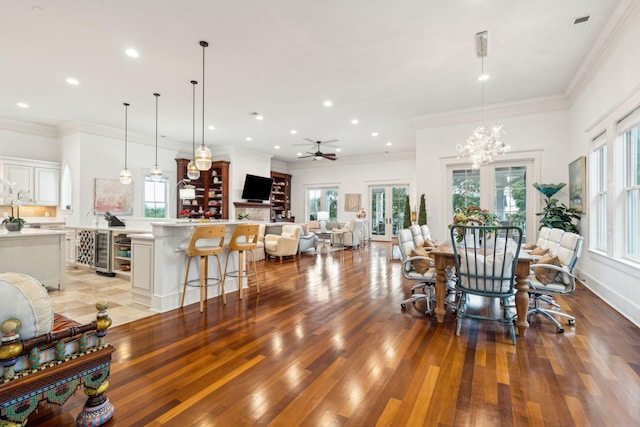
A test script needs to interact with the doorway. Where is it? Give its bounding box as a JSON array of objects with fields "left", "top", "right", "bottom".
[{"left": 369, "top": 184, "right": 409, "bottom": 242}]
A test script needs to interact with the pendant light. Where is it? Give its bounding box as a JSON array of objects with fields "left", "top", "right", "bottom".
[
  {"left": 186, "top": 80, "right": 201, "bottom": 180},
  {"left": 195, "top": 40, "right": 212, "bottom": 170},
  {"left": 150, "top": 93, "right": 163, "bottom": 182},
  {"left": 119, "top": 102, "right": 132, "bottom": 184}
]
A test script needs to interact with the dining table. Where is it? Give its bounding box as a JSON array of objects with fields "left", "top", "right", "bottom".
[{"left": 429, "top": 242, "right": 534, "bottom": 337}]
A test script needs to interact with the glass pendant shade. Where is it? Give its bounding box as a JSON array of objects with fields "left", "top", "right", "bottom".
[
  {"left": 150, "top": 165, "right": 163, "bottom": 182},
  {"left": 119, "top": 168, "right": 132, "bottom": 185},
  {"left": 195, "top": 144, "right": 212, "bottom": 170},
  {"left": 187, "top": 160, "right": 200, "bottom": 180}
]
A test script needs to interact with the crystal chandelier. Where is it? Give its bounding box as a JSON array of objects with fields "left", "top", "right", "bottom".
[{"left": 456, "top": 31, "right": 509, "bottom": 169}]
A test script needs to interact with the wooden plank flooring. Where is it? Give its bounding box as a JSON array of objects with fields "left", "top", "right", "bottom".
[{"left": 30, "top": 243, "right": 640, "bottom": 426}]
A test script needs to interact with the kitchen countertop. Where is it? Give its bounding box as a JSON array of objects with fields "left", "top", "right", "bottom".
[{"left": 0, "top": 228, "right": 65, "bottom": 238}]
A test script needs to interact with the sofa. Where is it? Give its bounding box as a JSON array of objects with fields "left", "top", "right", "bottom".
[{"left": 0, "top": 273, "right": 115, "bottom": 426}]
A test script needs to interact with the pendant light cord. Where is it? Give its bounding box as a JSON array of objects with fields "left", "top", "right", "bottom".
[
  {"left": 154, "top": 93, "right": 160, "bottom": 166},
  {"left": 201, "top": 42, "right": 206, "bottom": 147},
  {"left": 124, "top": 102, "right": 129, "bottom": 169},
  {"left": 191, "top": 81, "right": 197, "bottom": 158}
]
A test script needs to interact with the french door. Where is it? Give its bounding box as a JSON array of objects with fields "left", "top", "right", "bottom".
[
  {"left": 369, "top": 184, "right": 409, "bottom": 242},
  {"left": 449, "top": 159, "right": 535, "bottom": 242}
]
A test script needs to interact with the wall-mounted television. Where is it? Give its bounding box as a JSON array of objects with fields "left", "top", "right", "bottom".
[{"left": 241, "top": 174, "right": 274, "bottom": 203}]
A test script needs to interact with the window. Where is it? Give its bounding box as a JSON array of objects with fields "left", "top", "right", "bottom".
[
  {"left": 447, "top": 153, "right": 537, "bottom": 242},
  {"left": 591, "top": 133, "right": 607, "bottom": 250},
  {"left": 144, "top": 176, "right": 168, "bottom": 218},
  {"left": 617, "top": 108, "right": 640, "bottom": 261},
  {"left": 307, "top": 186, "right": 338, "bottom": 221},
  {"left": 623, "top": 125, "right": 639, "bottom": 258}
]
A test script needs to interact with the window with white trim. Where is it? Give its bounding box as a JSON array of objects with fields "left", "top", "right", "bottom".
[
  {"left": 144, "top": 176, "right": 168, "bottom": 218},
  {"left": 591, "top": 133, "right": 607, "bottom": 250},
  {"left": 307, "top": 186, "right": 338, "bottom": 221},
  {"left": 623, "top": 126, "right": 639, "bottom": 258}
]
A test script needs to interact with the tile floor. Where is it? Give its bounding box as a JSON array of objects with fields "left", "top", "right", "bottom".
[{"left": 48, "top": 267, "right": 156, "bottom": 327}]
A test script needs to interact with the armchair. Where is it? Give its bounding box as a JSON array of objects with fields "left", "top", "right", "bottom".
[
  {"left": 528, "top": 231, "right": 583, "bottom": 333},
  {"left": 331, "top": 218, "right": 363, "bottom": 248},
  {"left": 297, "top": 224, "right": 318, "bottom": 254},
  {"left": 265, "top": 224, "right": 301, "bottom": 261}
]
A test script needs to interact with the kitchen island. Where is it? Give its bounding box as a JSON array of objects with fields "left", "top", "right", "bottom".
[
  {"left": 132, "top": 220, "right": 261, "bottom": 312},
  {"left": 0, "top": 228, "right": 65, "bottom": 289}
]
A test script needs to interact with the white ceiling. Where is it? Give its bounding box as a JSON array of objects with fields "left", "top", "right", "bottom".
[{"left": 0, "top": 0, "right": 625, "bottom": 162}]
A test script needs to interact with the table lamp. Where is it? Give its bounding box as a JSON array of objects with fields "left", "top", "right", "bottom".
[{"left": 317, "top": 211, "right": 329, "bottom": 232}]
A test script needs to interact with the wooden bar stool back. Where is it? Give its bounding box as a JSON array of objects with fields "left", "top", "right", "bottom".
[
  {"left": 181, "top": 224, "right": 226, "bottom": 312},
  {"left": 223, "top": 224, "right": 260, "bottom": 301}
]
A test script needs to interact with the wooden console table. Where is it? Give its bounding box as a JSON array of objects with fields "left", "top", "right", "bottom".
[{"left": 429, "top": 243, "right": 534, "bottom": 337}]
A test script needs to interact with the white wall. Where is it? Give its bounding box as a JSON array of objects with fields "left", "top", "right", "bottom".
[
  {"left": 567, "top": 1, "right": 640, "bottom": 325},
  {"left": 0, "top": 120, "right": 59, "bottom": 162},
  {"left": 416, "top": 108, "right": 570, "bottom": 241},
  {"left": 287, "top": 153, "right": 416, "bottom": 223}
]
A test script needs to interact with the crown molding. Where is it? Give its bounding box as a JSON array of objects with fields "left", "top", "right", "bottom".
[
  {"left": 413, "top": 96, "right": 570, "bottom": 129},
  {"left": 0, "top": 116, "right": 57, "bottom": 138}
]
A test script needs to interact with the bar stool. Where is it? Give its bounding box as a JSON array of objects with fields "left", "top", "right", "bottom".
[
  {"left": 181, "top": 225, "right": 226, "bottom": 312},
  {"left": 223, "top": 224, "right": 260, "bottom": 301}
]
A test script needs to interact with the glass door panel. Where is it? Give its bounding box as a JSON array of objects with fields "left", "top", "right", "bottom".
[{"left": 369, "top": 184, "right": 409, "bottom": 241}]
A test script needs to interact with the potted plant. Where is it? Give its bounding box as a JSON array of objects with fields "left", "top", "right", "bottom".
[
  {"left": 403, "top": 195, "right": 411, "bottom": 229},
  {"left": 3, "top": 203, "right": 26, "bottom": 231},
  {"left": 533, "top": 183, "right": 581, "bottom": 233},
  {"left": 418, "top": 194, "right": 427, "bottom": 226}
]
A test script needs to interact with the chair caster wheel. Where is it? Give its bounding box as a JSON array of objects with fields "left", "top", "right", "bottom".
[
  {"left": 424, "top": 311, "right": 432, "bottom": 317},
  {"left": 400, "top": 303, "right": 406, "bottom": 310},
  {"left": 568, "top": 319, "right": 575, "bottom": 326},
  {"left": 556, "top": 327, "right": 565, "bottom": 333}
]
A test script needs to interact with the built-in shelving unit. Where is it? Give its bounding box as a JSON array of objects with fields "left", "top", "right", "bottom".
[
  {"left": 112, "top": 233, "right": 131, "bottom": 275},
  {"left": 270, "top": 171, "right": 292, "bottom": 222},
  {"left": 176, "top": 159, "right": 230, "bottom": 219}
]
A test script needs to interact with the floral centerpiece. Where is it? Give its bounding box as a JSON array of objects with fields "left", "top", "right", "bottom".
[
  {"left": 450, "top": 206, "right": 499, "bottom": 243},
  {"left": 179, "top": 209, "right": 191, "bottom": 219},
  {"left": 3, "top": 202, "right": 27, "bottom": 231}
]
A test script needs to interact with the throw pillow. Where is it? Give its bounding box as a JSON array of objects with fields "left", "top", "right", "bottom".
[
  {"left": 530, "top": 247, "right": 549, "bottom": 256},
  {"left": 423, "top": 239, "right": 435, "bottom": 249},
  {"left": 0, "top": 272, "right": 54, "bottom": 340},
  {"left": 533, "top": 254, "right": 562, "bottom": 284},
  {"left": 300, "top": 223, "right": 309, "bottom": 236},
  {"left": 410, "top": 248, "right": 433, "bottom": 274},
  {"left": 309, "top": 220, "right": 320, "bottom": 230},
  {"left": 523, "top": 242, "right": 537, "bottom": 250}
]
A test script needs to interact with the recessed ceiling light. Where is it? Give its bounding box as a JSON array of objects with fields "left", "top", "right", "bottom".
[
  {"left": 246, "top": 137, "right": 252, "bottom": 141},
  {"left": 290, "top": 129, "right": 297, "bottom": 134},
  {"left": 251, "top": 112, "right": 264, "bottom": 120},
  {"left": 478, "top": 74, "right": 490, "bottom": 81},
  {"left": 386, "top": 141, "right": 392, "bottom": 146},
  {"left": 371, "top": 132, "right": 379, "bottom": 137},
  {"left": 125, "top": 48, "right": 139, "bottom": 58},
  {"left": 323, "top": 100, "right": 333, "bottom": 108},
  {"left": 351, "top": 119, "right": 359, "bottom": 125},
  {"left": 297, "top": 152, "right": 302, "bottom": 157},
  {"left": 66, "top": 78, "right": 79, "bottom": 85},
  {"left": 208, "top": 125, "right": 215, "bottom": 130},
  {"left": 17, "top": 102, "right": 29, "bottom": 109},
  {"left": 274, "top": 145, "right": 280, "bottom": 149},
  {"left": 336, "top": 148, "right": 342, "bottom": 152}
]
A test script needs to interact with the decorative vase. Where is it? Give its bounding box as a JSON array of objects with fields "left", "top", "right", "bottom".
[{"left": 4, "top": 222, "right": 23, "bottom": 232}]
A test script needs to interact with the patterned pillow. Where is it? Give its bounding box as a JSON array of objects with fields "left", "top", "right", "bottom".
[
  {"left": 530, "top": 247, "right": 549, "bottom": 256},
  {"left": 410, "top": 247, "right": 433, "bottom": 274},
  {"left": 533, "top": 254, "right": 562, "bottom": 284}
]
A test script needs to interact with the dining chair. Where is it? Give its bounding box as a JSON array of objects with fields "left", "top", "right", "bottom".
[
  {"left": 449, "top": 224, "right": 523, "bottom": 344},
  {"left": 397, "top": 228, "right": 436, "bottom": 315},
  {"left": 528, "top": 231, "right": 583, "bottom": 333}
]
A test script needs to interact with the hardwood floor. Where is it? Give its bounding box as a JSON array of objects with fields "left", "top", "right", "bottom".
[{"left": 31, "top": 243, "right": 639, "bottom": 426}]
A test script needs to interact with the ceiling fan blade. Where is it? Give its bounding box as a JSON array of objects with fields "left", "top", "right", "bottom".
[
  {"left": 322, "top": 139, "right": 338, "bottom": 144},
  {"left": 323, "top": 153, "right": 337, "bottom": 156},
  {"left": 293, "top": 143, "right": 314, "bottom": 146},
  {"left": 303, "top": 138, "right": 316, "bottom": 144},
  {"left": 323, "top": 155, "right": 337, "bottom": 161},
  {"left": 297, "top": 154, "right": 314, "bottom": 159}
]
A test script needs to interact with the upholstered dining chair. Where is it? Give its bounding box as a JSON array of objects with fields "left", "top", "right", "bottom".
[
  {"left": 397, "top": 228, "right": 437, "bottom": 315},
  {"left": 449, "top": 224, "right": 523, "bottom": 344},
  {"left": 528, "top": 231, "right": 583, "bottom": 333}
]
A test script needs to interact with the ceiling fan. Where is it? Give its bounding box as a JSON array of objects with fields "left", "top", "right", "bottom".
[{"left": 296, "top": 138, "right": 338, "bottom": 161}]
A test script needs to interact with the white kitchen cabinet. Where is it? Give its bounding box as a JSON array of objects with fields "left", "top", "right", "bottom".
[{"left": 1, "top": 157, "right": 60, "bottom": 206}]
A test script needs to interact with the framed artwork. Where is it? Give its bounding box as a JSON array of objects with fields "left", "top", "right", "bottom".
[
  {"left": 345, "top": 193, "right": 361, "bottom": 212},
  {"left": 94, "top": 178, "right": 134, "bottom": 215},
  {"left": 569, "top": 156, "right": 586, "bottom": 213}
]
